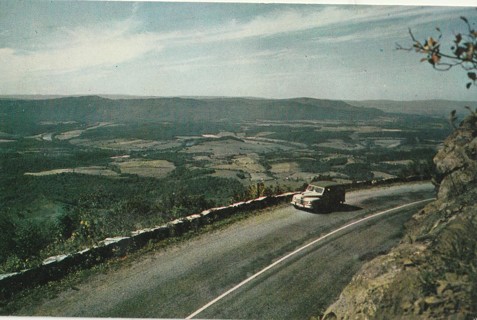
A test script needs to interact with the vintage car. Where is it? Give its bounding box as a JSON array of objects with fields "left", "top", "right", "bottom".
[{"left": 291, "top": 181, "right": 345, "bottom": 211}]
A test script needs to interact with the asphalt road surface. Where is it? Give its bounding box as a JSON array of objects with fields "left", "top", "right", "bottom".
[{"left": 19, "top": 182, "right": 435, "bottom": 319}]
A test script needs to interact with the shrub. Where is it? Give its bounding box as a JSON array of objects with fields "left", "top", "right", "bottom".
[
  {"left": 0, "top": 215, "right": 16, "bottom": 263},
  {"left": 13, "top": 219, "right": 55, "bottom": 259},
  {"left": 57, "top": 209, "right": 80, "bottom": 240}
]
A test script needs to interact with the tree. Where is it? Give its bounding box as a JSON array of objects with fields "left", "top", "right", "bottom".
[{"left": 396, "top": 16, "right": 477, "bottom": 89}]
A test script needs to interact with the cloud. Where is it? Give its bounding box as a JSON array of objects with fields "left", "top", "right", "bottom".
[
  {"left": 1, "top": 5, "right": 463, "bottom": 79},
  {"left": 146, "top": 5, "right": 464, "bottom": 51},
  {"left": 0, "top": 19, "right": 163, "bottom": 78},
  {"left": 0, "top": 3, "right": 469, "bottom": 99},
  {"left": 296, "top": 6, "right": 466, "bottom": 46},
  {"left": 157, "top": 6, "right": 354, "bottom": 45}
]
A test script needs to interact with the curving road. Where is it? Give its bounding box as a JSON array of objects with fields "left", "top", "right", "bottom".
[{"left": 19, "top": 182, "right": 435, "bottom": 319}]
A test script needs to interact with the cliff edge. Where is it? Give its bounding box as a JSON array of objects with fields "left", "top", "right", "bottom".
[{"left": 322, "top": 113, "right": 477, "bottom": 319}]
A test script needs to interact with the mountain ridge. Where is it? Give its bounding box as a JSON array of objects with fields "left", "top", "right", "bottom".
[
  {"left": 347, "top": 99, "right": 477, "bottom": 118},
  {"left": 0, "top": 96, "right": 386, "bottom": 125}
]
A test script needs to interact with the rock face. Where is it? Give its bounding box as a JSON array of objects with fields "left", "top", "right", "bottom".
[
  {"left": 322, "top": 114, "right": 477, "bottom": 319},
  {"left": 434, "top": 116, "right": 477, "bottom": 200}
]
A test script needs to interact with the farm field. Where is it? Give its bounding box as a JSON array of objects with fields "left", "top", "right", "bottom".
[{"left": 0, "top": 96, "right": 449, "bottom": 273}]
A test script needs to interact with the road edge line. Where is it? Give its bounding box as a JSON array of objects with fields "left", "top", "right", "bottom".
[{"left": 185, "top": 197, "right": 435, "bottom": 319}]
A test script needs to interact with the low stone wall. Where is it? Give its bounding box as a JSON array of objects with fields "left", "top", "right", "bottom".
[
  {"left": 0, "top": 176, "right": 428, "bottom": 298},
  {"left": 0, "top": 192, "right": 295, "bottom": 298}
]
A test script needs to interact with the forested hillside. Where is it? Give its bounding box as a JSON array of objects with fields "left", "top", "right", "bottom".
[{"left": 0, "top": 96, "right": 385, "bottom": 128}]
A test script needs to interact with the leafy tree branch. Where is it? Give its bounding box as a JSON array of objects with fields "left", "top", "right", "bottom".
[{"left": 396, "top": 16, "right": 477, "bottom": 89}]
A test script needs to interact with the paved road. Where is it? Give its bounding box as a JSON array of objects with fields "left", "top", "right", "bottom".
[{"left": 20, "top": 182, "right": 435, "bottom": 319}]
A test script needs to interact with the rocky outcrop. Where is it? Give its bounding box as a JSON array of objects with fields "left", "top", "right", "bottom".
[
  {"left": 322, "top": 114, "right": 477, "bottom": 319},
  {"left": 434, "top": 115, "right": 477, "bottom": 200}
]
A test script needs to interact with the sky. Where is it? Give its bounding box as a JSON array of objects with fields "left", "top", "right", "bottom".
[{"left": 0, "top": 1, "right": 476, "bottom": 101}]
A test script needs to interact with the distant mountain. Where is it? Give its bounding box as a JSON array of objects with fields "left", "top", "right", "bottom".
[
  {"left": 347, "top": 100, "right": 476, "bottom": 118},
  {"left": 0, "top": 95, "right": 67, "bottom": 100},
  {"left": 0, "top": 96, "right": 387, "bottom": 125}
]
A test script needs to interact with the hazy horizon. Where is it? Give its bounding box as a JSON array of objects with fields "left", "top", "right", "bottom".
[
  {"left": 1, "top": 2, "right": 476, "bottom": 101},
  {"left": 0, "top": 93, "right": 475, "bottom": 103}
]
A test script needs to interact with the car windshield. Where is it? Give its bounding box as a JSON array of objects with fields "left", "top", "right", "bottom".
[{"left": 306, "top": 185, "right": 324, "bottom": 194}]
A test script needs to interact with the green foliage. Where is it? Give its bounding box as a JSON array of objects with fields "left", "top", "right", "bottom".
[
  {"left": 0, "top": 215, "right": 58, "bottom": 271},
  {"left": 0, "top": 215, "right": 16, "bottom": 262},
  {"left": 13, "top": 219, "right": 56, "bottom": 259},
  {"left": 269, "top": 129, "right": 353, "bottom": 145},
  {"left": 0, "top": 140, "right": 115, "bottom": 178},
  {"left": 418, "top": 267, "right": 437, "bottom": 295},
  {"left": 57, "top": 209, "right": 80, "bottom": 240},
  {"left": 236, "top": 171, "right": 247, "bottom": 179},
  {"left": 247, "top": 182, "right": 267, "bottom": 199},
  {"left": 339, "top": 163, "right": 374, "bottom": 181},
  {"left": 160, "top": 192, "right": 214, "bottom": 218},
  {"left": 2, "top": 254, "right": 33, "bottom": 274},
  {"left": 296, "top": 159, "right": 329, "bottom": 173},
  {"left": 0, "top": 151, "right": 246, "bottom": 272},
  {"left": 359, "top": 129, "right": 449, "bottom": 143},
  {"left": 81, "top": 121, "right": 241, "bottom": 142},
  {"left": 234, "top": 182, "right": 289, "bottom": 201},
  {"left": 117, "top": 196, "right": 156, "bottom": 217},
  {"left": 296, "top": 157, "right": 348, "bottom": 173},
  {"left": 400, "top": 159, "right": 435, "bottom": 179},
  {"left": 366, "top": 148, "right": 436, "bottom": 163},
  {"left": 258, "top": 159, "right": 272, "bottom": 171},
  {"left": 168, "top": 166, "right": 216, "bottom": 180}
]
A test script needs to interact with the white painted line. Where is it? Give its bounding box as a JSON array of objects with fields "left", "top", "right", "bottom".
[{"left": 185, "top": 198, "right": 434, "bottom": 319}]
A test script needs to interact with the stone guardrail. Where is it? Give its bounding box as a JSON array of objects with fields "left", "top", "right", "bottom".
[
  {"left": 0, "top": 175, "right": 429, "bottom": 298},
  {"left": 0, "top": 192, "right": 295, "bottom": 298}
]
